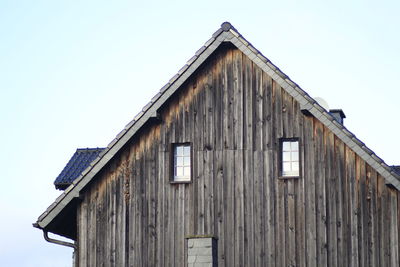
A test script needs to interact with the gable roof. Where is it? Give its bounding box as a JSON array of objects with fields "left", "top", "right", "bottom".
[
  {"left": 34, "top": 22, "right": 400, "bottom": 234},
  {"left": 54, "top": 148, "right": 105, "bottom": 190}
]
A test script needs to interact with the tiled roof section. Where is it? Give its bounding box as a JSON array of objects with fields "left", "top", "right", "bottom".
[
  {"left": 36, "top": 21, "right": 400, "bottom": 232},
  {"left": 393, "top": 166, "right": 400, "bottom": 176},
  {"left": 54, "top": 148, "right": 105, "bottom": 190}
]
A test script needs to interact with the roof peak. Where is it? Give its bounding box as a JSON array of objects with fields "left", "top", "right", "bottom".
[{"left": 221, "top": 21, "right": 233, "bottom": 31}]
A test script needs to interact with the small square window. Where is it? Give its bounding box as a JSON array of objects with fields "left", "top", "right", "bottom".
[
  {"left": 280, "top": 139, "right": 300, "bottom": 178},
  {"left": 172, "top": 143, "right": 191, "bottom": 182}
]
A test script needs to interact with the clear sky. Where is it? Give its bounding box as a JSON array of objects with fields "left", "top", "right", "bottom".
[{"left": 1, "top": 0, "right": 399, "bottom": 266}]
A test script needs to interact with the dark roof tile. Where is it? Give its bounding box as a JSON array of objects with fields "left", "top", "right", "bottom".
[
  {"left": 54, "top": 148, "right": 105, "bottom": 190},
  {"left": 393, "top": 166, "right": 400, "bottom": 175}
]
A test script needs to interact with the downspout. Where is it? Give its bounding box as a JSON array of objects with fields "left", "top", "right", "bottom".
[{"left": 43, "top": 230, "right": 77, "bottom": 249}]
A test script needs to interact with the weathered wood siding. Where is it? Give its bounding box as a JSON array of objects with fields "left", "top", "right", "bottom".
[{"left": 77, "top": 45, "right": 400, "bottom": 266}]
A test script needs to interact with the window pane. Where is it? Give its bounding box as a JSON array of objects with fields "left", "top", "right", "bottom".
[
  {"left": 282, "top": 142, "right": 291, "bottom": 151},
  {"left": 176, "top": 166, "right": 183, "bottom": 177},
  {"left": 184, "top": 146, "right": 190, "bottom": 156},
  {"left": 291, "top": 141, "right": 299, "bottom": 151},
  {"left": 184, "top": 156, "right": 190, "bottom": 166},
  {"left": 184, "top": 167, "right": 191, "bottom": 176},
  {"left": 176, "top": 156, "right": 183, "bottom": 166},
  {"left": 292, "top": 162, "right": 299, "bottom": 171},
  {"left": 283, "top": 162, "right": 291, "bottom": 172},
  {"left": 283, "top": 152, "right": 291, "bottom": 161},
  {"left": 176, "top": 146, "right": 183, "bottom": 156},
  {"left": 291, "top": 151, "right": 299, "bottom": 161}
]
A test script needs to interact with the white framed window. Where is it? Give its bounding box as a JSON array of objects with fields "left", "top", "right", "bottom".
[
  {"left": 281, "top": 139, "right": 300, "bottom": 177},
  {"left": 173, "top": 144, "right": 191, "bottom": 182}
]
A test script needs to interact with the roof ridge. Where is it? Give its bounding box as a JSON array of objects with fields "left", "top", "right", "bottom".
[{"left": 76, "top": 147, "right": 106, "bottom": 151}]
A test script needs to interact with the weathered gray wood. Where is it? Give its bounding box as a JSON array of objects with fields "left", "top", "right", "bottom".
[
  {"left": 358, "top": 156, "right": 368, "bottom": 267},
  {"left": 204, "top": 150, "right": 214, "bottom": 235},
  {"left": 75, "top": 45, "right": 400, "bottom": 267},
  {"left": 234, "top": 150, "right": 244, "bottom": 267},
  {"left": 78, "top": 195, "right": 87, "bottom": 266},
  {"left": 223, "top": 49, "right": 233, "bottom": 150},
  {"left": 214, "top": 150, "right": 225, "bottom": 266},
  {"left": 326, "top": 128, "right": 337, "bottom": 267},
  {"left": 334, "top": 137, "right": 346, "bottom": 266},
  {"left": 233, "top": 48, "right": 244, "bottom": 150},
  {"left": 283, "top": 89, "right": 297, "bottom": 267},
  {"left": 346, "top": 147, "right": 359, "bottom": 267},
  {"left": 263, "top": 70, "right": 276, "bottom": 267},
  {"left": 224, "top": 149, "right": 235, "bottom": 267},
  {"left": 264, "top": 150, "right": 276, "bottom": 267},
  {"left": 378, "top": 175, "right": 388, "bottom": 267},
  {"left": 314, "top": 120, "right": 328, "bottom": 266},
  {"left": 294, "top": 97, "right": 306, "bottom": 267},
  {"left": 253, "top": 150, "right": 264, "bottom": 266},
  {"left": 304, "top": 116, "right": 317, "bottom": 266},
  {"left": 243, "top": 54, "right": 254, "bottom": 266},
  {"left": 368, "top": 165, "right": 379, "bottom": 267},
  {"left": 390, "top": 188, "right": 399, "bottom": 266},
  {"left": 156, "top": 150, "right": 164, "bottom": 267},
  {"left": 89, "top": 187, "right": 96, "bottom": 267},
  {"left": 197, "top": 150, "right": 205, "bottom": 235},
  {"left": 244, "top": 149, "right": 254, "bottom": 267}
]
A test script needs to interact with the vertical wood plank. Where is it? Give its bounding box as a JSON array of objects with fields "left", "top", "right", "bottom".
[
  {"left": 358, "top": 156, "right": 369, "bottom": 267},
  {"left": 233, "top": 49, "right": 244, "bottom": 151},
  {"left": 390, "top": 189, "right": 399, "bottom": 266},
  {"left": 282, "top": 89, "right": 296, "bottom": 267},
  {"left": 377, "top": 174, "right": 385, "bottom": 266},
  {"left": 273, "top": 80, "right": 286, "bottom": 267},
  {"left": 214, "top": 150, "right": 225, "bottom": 266},
  {"left": 326, "top": 128, "right": 337, "bottom": 267},
  {"left": 264, "top": 150, "right": 276, "bottom": 267},
  {"left": 234, "top": 150, "right": 245, "bottom": 267},
  {"left": 156, "top": 150, "right": 165, "bottom": 267},
  {"left": 253, "top": 151, "right": 264, "bottom": 266},
  {"left": 197, "top": 150, "right": 205, "bottom": 235},
  {"left": 78, "top": 197, "right": 88, "bottom": 266},
  {"left": 304, "top": 116, "right": 317, "bottom": 266},
  {"left": 314, "top": 120, "right": 328, "bottom": 266},
  {"left": 244, "top": 149, "right": 254, "bottom": 267},
  {"left": 223, "top": 49, "right": 233, "bottom": 150},
  {"left": 368, "top": 166, "right": 379, "bottom": 266},
  {"left": 224, "top": 149, "right": 235, "bottom": 267},
  {"left": 347, "top": 147, "right": 359, "bottom": 267},
  {"left": 294, "top": 98, "right": 306, "bottom": 267}
]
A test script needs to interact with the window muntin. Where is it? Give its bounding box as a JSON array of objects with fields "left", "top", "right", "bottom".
[
  {"left": 173, "top": 144, "right": 191, "bottom": 181},
  {"left": 281, "top": 140, "right": 299, "bottom": 177}
]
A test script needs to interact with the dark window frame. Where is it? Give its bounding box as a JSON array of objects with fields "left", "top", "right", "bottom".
[
  {"left": 279, "top": 137, "right": 301, "bottom": 179},
  {"left": 170, "top": 142, "right": 193, "bottom": 184}
]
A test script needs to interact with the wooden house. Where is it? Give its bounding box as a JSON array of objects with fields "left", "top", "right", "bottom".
[{"left": 34, "top": 22, "right": 400, "bottom": 267}]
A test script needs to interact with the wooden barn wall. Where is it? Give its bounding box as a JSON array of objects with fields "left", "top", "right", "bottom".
[{"left": 77, "top": 45, "right": 400, "bottom": 267}]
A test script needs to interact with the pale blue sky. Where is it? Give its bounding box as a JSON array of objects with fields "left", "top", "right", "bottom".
[{"left": 1, "top": 1, "right": 399, "bottom": 266}]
